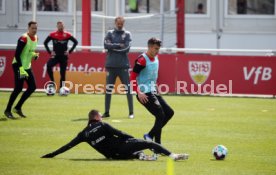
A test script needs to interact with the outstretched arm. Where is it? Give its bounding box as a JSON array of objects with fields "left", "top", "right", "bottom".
[{"left": 41, "top": 133, "right": 83, "bottom": 158}]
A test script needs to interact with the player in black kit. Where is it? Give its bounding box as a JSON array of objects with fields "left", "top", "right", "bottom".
[
  {"left": 44, "top": 21, "right": 78, "bottom": 92},
  {"left": 41, "top": 109, "right": 189, "bottom": 161}
]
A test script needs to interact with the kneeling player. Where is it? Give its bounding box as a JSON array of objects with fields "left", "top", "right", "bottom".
[{"left": 41, "top": 109, "right": 189, "bottom": 161}]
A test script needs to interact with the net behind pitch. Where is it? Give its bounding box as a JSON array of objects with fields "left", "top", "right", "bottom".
[{"left": 91, "top": 12, "right": 177, "bottom": 49}]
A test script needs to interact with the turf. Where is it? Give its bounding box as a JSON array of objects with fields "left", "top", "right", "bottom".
[{"left": 0, "top": 92, "right": 275, "bottom": 175}]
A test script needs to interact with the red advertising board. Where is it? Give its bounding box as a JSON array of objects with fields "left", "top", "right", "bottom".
[
  {"left": 170, "top": 54, "right": 276, "bottom": 95},
  {"left": 0, "top": 50, "right": 275, "bottom": 95}
]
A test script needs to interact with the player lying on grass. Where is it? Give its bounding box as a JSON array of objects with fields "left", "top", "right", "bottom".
[{"left": 41, "top": 109, "right": 189, "bottom": 161}]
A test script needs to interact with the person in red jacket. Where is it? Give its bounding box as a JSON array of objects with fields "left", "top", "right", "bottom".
[{"left": 44, "top": 21, "right": 78, "bottom": 94}]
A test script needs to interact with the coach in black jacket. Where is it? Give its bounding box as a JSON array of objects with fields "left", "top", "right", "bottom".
[
  {"left": 41, "top": 109, "right": 189, "bottom": 161},
  {"left": 103, "top": 16, "right": 134, "bottom": 119}
]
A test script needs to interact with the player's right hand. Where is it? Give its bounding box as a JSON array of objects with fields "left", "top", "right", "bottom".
[
  {"left": 41, "top": 153, "right": 55, "bottom": 158},
  {"left": 19, "top": 67, "right": 29, "bottom": 79},
  {"left": 138, "top": 92, "right": 148, "bottom": 104}
]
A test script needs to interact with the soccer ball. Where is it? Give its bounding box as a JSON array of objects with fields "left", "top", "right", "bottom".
[
  {"left": 45, "top": 83, "right": 56, "bottom": 96},
  {"left": 212, "top": 145, "right": 228, "bottom": 160},
  {"left": 59, "top": 86, "right": 70, "bottom": 96}
]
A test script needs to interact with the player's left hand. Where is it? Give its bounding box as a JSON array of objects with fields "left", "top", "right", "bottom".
[
  {"left": 19, "top": 66, "right": 29, "bottom": 79},
  {"left": 41, "top": 153, "right": 55, "bottom": 158}
]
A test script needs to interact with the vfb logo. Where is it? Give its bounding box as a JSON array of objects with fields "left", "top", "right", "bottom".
[
  {"left": 243, "top": 66, "right": 272, "bottom": 85},
  {"left": 189, "top": 61, "right": 211, "bottom": 85},
  {"left": 0, "top": 56, "right": 6, "bottom": 77}
]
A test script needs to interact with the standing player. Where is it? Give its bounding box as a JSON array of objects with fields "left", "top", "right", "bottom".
[
  {"left": 44, "top": 21, "right": 78, "bottom": 94},
  {"left": 103, "top": 16, "right": 134, "bottom": 119},
  {"left": 41, "top": 109, "right": 188, "bottom": 161},
  {"left": 4, "top": 21, "right": 39, "bottom": 119},
  {"left": 130, "top": 37, "right": 174, "bottom": 144}
]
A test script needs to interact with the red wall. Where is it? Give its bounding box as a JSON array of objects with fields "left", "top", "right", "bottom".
[{"left": 0, "top": 50, "right": 275, "bottom": 95}]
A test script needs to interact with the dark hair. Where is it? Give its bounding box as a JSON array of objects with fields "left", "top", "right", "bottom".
[
  {"left": 28, "top": 21, "right": 37, "bottom": 27},
  {"left": 88, "top": 109, "right": 99, "bottom": 125},
  {"left": 147, "top": 37, "right": 162, "bottom": 47},
  {"left": 115, "top": 16, "right": 125, "bottom": 23},
  {"left": 57, "top": 20, "right": 63, "bottom": 25}
]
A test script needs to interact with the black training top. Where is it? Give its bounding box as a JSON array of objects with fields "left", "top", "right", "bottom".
[
  {"left": 44, "top": 30, "right": 78, "bottom": 56},
  {"left": 50, "top": 121, "right": 134, "bottom": 158}
]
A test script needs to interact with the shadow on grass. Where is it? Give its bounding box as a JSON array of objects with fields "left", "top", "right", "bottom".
[
  {"left": 31, "top": 94, "right": 54, "bottom": 97},
  {"left": 0, "top": 116, "right": 22, "bottom": 121},
  {"left": 71, "top": 118, "right": 87, "bottom": 122},
  {"left": 210, "top": 158, "right": 225, "bottom": 161},
  {"left": 0, "top": 118, "right": 8, "bottom": 121},
  {"left": 71, "top": 116, "right": 131, "bottom": 124},
  {"left": 71, "top": 117, "right": 127, "bottom": 122},
  {"left": 69, "top": 158, "right": 128, "bottom": 162}
]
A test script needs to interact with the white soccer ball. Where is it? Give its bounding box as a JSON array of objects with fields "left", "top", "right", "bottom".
[
  {"left": 45, "top": 83, "right": 56, "bottom": 96},
  {"left": 212, "top": 145, "right": 228, "bottom": 160},
  {"left": 59, "top": 86, "right": 70, "bottom": 96}
]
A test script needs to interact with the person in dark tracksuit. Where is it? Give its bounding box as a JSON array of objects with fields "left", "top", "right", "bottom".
[
  {"left": 130, "top": 38, "right": 174, "bottom": 144},
  {"left": 44, "top": 21, "right": 78, "bottom": 92},
  {"left": 103, "top": 16, "right": 134, "bottom": 119},
  {"left": 41, "top": 109, "right": 189, "bottom": 161},
  {"left": 4, "top": 21, "right": 39, "bottom": 119}
]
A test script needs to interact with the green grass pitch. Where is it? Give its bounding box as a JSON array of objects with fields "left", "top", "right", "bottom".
[{"left": 0, "top": 92, "right": 275, "bottom": 175}]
